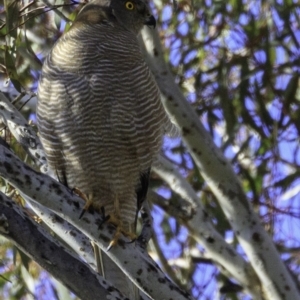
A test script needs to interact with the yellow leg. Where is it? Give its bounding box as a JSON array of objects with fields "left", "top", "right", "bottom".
[
  {"left": 73, "top": 190, "right": 137, "bottom": 248},
  {"left": 105, "top": 213, "right": 137, "bottom": 250}
]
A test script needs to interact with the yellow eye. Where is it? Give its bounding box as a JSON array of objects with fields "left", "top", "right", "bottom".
[{"left": 125, "top": 1, "right": 134, "bottom": 10}]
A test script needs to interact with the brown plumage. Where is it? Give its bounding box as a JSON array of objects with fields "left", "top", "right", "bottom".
[{"left": 37, "top": 0, "right": 170, "bottom": 298}]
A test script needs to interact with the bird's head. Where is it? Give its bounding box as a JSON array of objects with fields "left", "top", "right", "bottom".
[
  {"left": 75, "top": 0, "right": 156, "bottom": 35},
  {"left": 110, "top": 0, "right": 156, "bottom": 34}
]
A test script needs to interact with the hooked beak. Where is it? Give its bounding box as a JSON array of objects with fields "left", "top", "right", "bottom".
[{"left": 144, "top": 15, "right": 156, "bottom": 28}]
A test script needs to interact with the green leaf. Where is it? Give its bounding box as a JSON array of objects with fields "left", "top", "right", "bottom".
[
  {"left": 4, "top": 0, "right": 19, "bottom": 39},
  {"left": 218, "top": 59, "right": 237, "bottom": 137},
  {"left": 18, "top": 249, "right": 30, "bottom": 271},
  {"left": 229, "top": 0, "right": 243, "bottom": 14},
  {"left": 4, "top": 46, "right": 22, "bottom": 92},
  {"left": 24, "top": 32, "right": 43, "bottom": 69},
  {"left": 64, "top": 10, "right": 81, "bottom": 33}
]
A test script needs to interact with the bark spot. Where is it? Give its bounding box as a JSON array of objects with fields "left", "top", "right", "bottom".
[
  {"left": 252, "top": 232, "right": 261, "bottom": 242},
  {"left": 147, "top": 262, "right": 158, "bottom": 273},
  {"left": 107, "top": 286, "right": 118, "bottom": 292},
  {"left": 72, "top": 201, "right": 80, "bottom": 209},
  {"left": 206, "top": 236, "right": 215, "bottom": 243},
  {"left": 81, "top": 217, "right": 91, "bottom": 224},
  {"left": 53, "top": 215, "right": 64, "bottom": 223},
  {"left": 99, "top": 233, "right": 110, "bottom": 243},
  {"left": 137, "top": 269, "right": 143, "bottom": 275},
  {"left": 69, "top": 230, "right": 77, "bottom": 237},
  {"left": 24, "top": 174, "right": 31, "bottom": 185},
  {"left": 14, "top": 178, "right": 24, "bottom": 187},
  {"left": 3, "top": 161, "right": 13, "bottom": 174},
  {"left": 182, "top": 127, "right": 190, "bottom": 136},
  {"left": 49, "top": 182, "right": 63, "bottom": 195},
  {"left": 136, "top": 278, "right": 142, "bottom": 284},
  {"left": 5, "top": 152, "right": 12, "bottom": 158},
  {"left": 158, "top": 278, "right": 166, "bottom": 283}
]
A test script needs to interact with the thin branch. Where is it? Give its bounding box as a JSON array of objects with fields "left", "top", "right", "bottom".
[
  {"left": 1, "top": 2, "right": 79, "bottom": 37},
  {"left": 148, "top": 188, "right": 262, "bottom": 299},
  {"left": 39, "top": 0, "right": 80, "bottom": 21},
  {"left": 150, "top": 228, "right": 184, "bottom": 289},
  {"left": 154, "top": 155, "right": 198, "bottom": 213},
  {"left": 19, "top": 1, "right": 37, "bottom": 13},
  {"left": 0, "top": 92, "right": 47, "bottom": 169}
]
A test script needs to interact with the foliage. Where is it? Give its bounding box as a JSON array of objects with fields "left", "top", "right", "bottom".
[{"left": 0, "top": 0, "right": 300, "bottom": 299}]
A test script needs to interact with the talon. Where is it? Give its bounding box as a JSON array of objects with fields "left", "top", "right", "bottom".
[
  {"left": 127, "top": 237, "right": 137, "bottom": 244},
  {"left": 72, "top": 187, "right": 93, "bottom": 219},
  {"left": 79, "top": 208, "right": 86, "bottom": 219},
  {"left": 101, "top": 213, "right": 137, "bottom": 250},
  {"left": 72, "top": 187, "right": 86, "bottom": 198},
  {"left": 106, "top": 228, "right": 121, "bottom": 251},
  {"left": 79, "top": 198, "right": 93, "bottom": 219}
]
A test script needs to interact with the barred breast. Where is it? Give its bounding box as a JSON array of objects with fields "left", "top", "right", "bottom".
[{"left": 37, "top": 21, "right": 167, "bottom": 229}]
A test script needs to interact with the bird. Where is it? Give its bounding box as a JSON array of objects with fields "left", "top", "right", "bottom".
[{"left": 37, "top": 0, "right": 172, "bottom": 298}]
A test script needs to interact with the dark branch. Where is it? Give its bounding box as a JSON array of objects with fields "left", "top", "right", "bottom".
[{"left": 0, "top": 193, "right": 127, "bottom": 300}]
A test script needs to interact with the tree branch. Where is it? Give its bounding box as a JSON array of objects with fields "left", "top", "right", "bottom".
[
  {"left": 140, "top": 27, "right": 300, "bottom": 300},
  {"left": 0, "top": 192, "right": 126, "bottom": 300},
  {"left": 26, "top": 199, "right": 97, "bottom": 270},
  {"left": 153, "top": 155, "right": 262, "bottom": 298},
  {"left": 0, "top": 144, "right": 193, "bottom": 300}
]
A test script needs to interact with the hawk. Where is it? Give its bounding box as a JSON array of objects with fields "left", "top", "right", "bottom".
[{"left": 37, "top": 0, "right": 170, "bottom": 297}]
